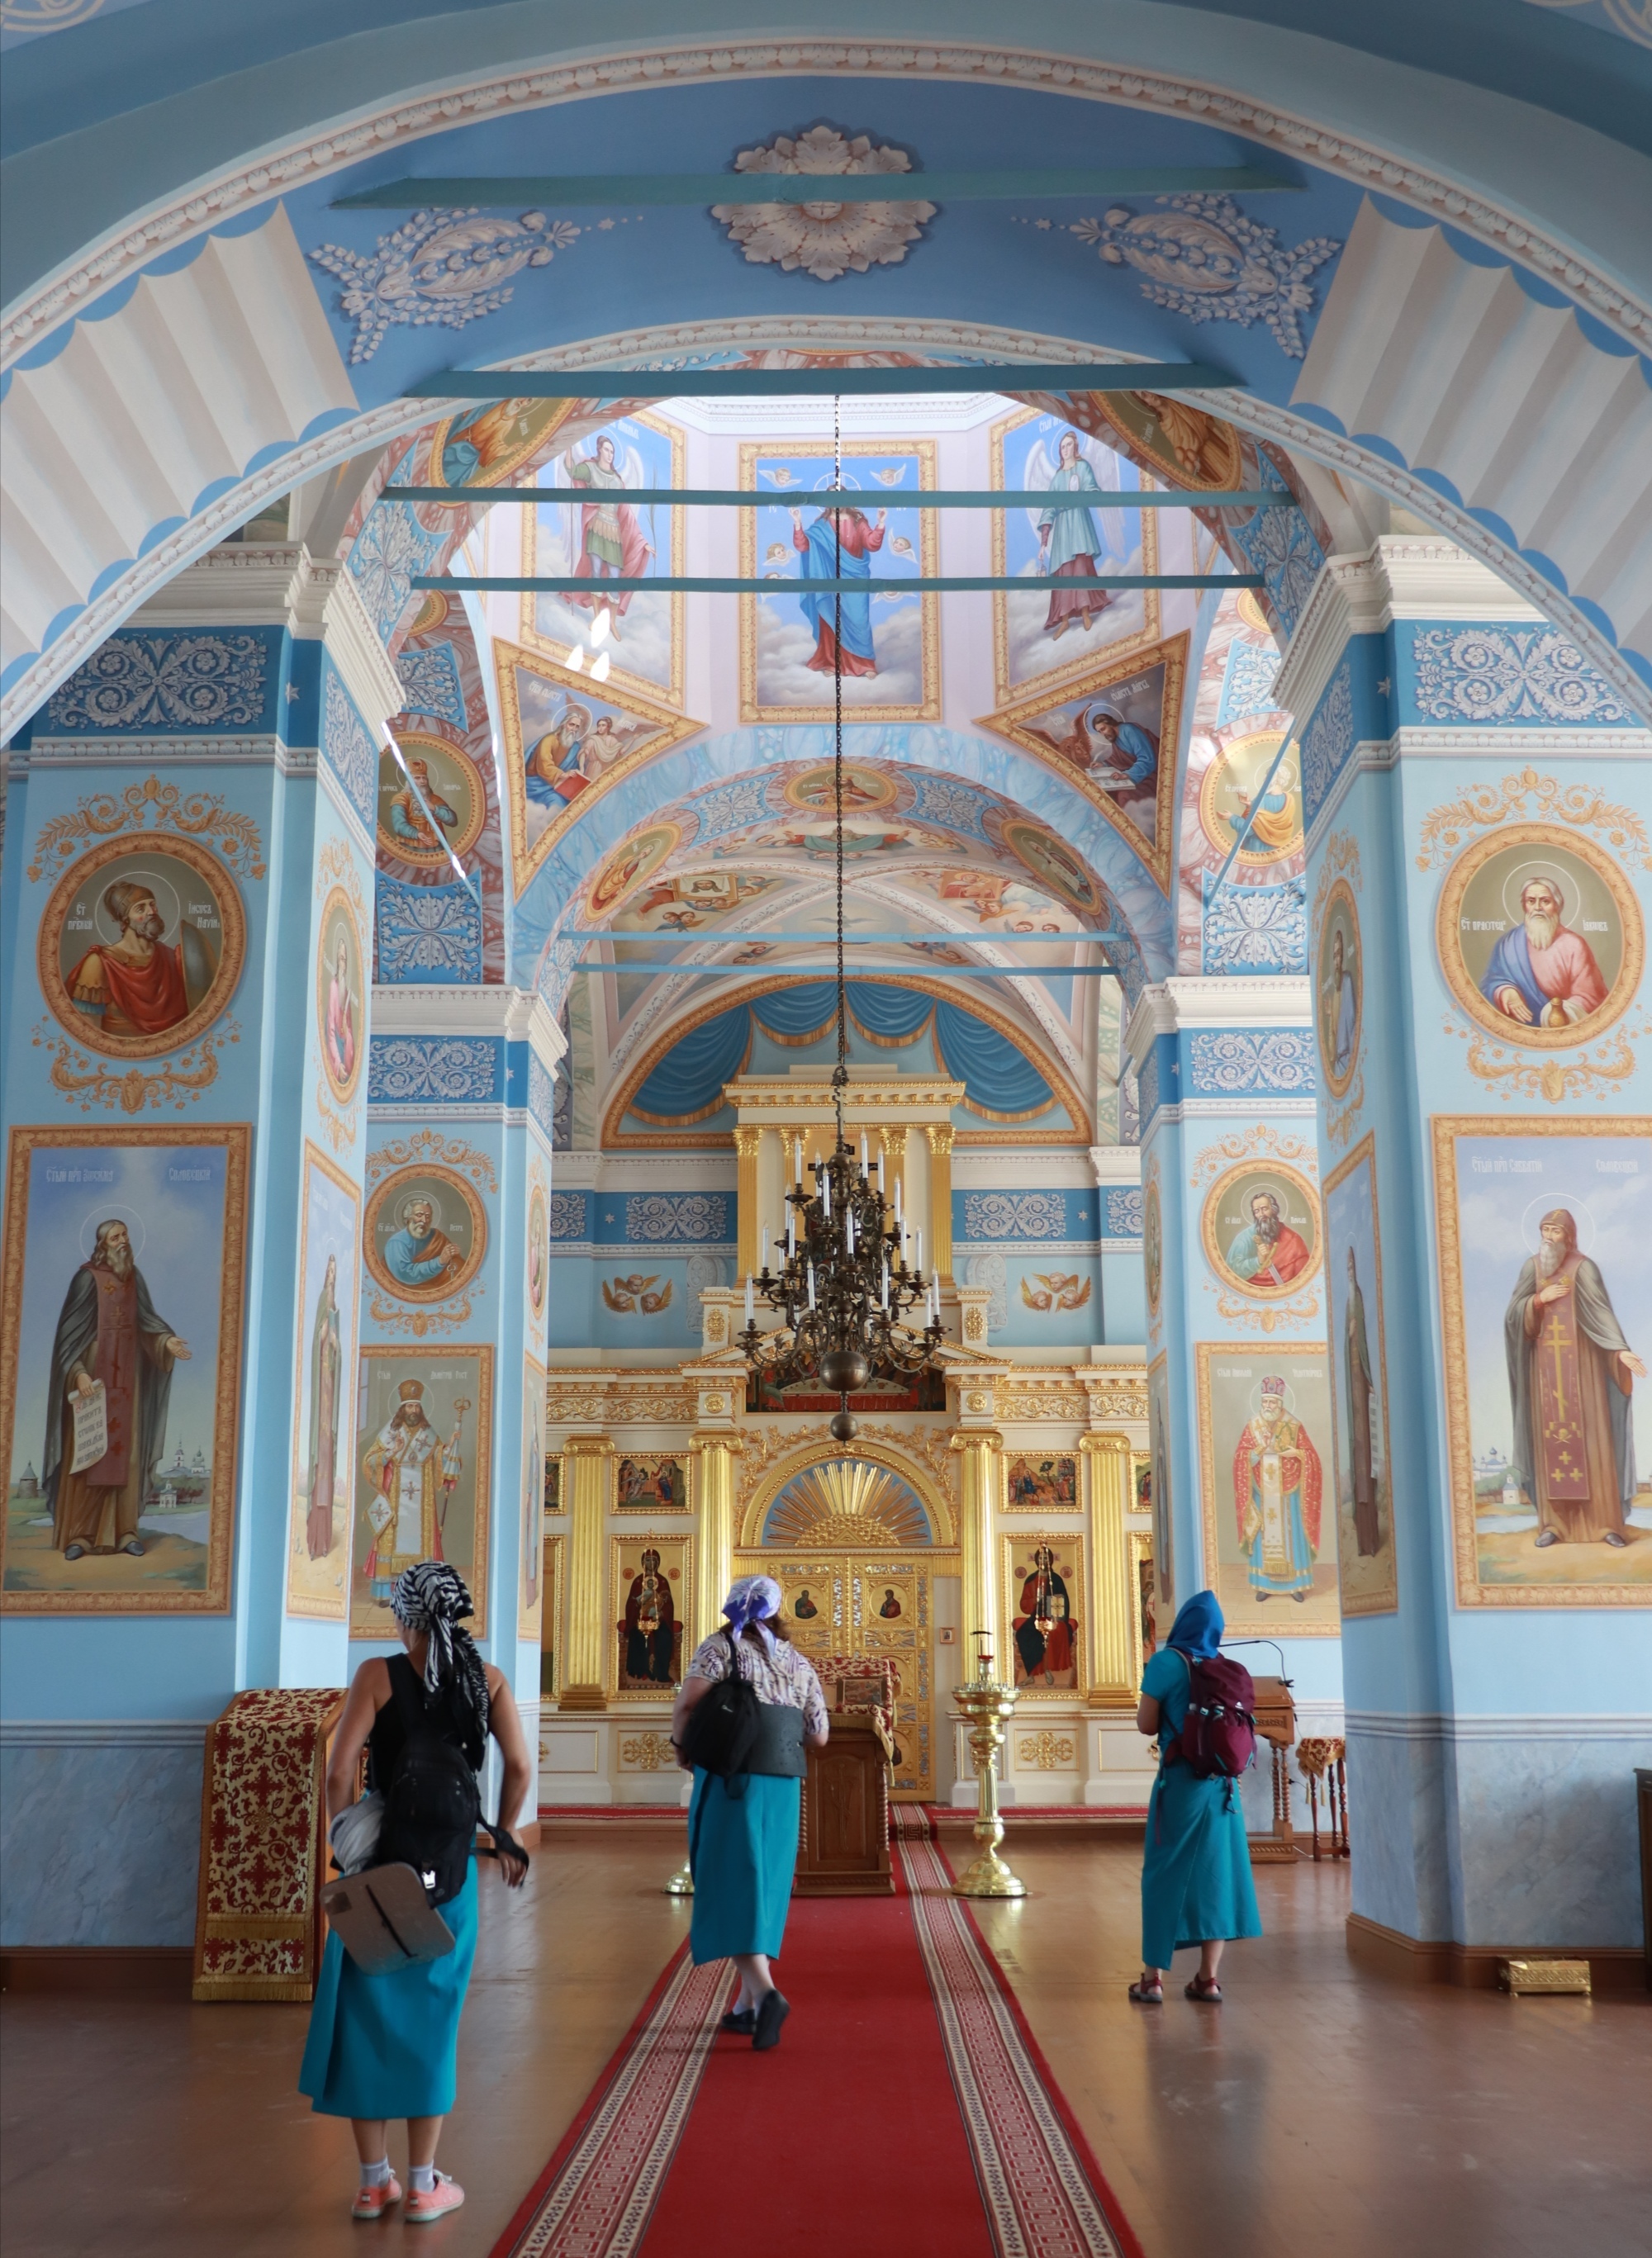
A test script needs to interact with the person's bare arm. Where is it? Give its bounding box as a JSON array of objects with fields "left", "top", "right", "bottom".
[
  {"left": 483, "top": 1666, "right": 531, "bottom": 1886},
  {"left": 671, "top": 1672, "right": 712, "bottom": 1765},
  {"left": 325, "top": 1658, "right": 390, "bottom": 1819},
  {"left": 1136, "top": 1693, "right": 1161, "bottom": 1738}
]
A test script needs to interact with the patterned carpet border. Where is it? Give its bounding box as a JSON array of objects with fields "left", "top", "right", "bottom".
[
  {"left": 491, "top": 1943, "right": 726, "bottom": 2258},
  {"left": 893, "top": 1808, "right": 1146, "bottom": 2258}
]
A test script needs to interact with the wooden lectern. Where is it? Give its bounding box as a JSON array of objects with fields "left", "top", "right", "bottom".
[
  {"left": 795, "top": 1654, "right": 896, "bottom": 1897},
  {"left": 1248, "top": 1675, "right": 1299, "bottom": 1864}
]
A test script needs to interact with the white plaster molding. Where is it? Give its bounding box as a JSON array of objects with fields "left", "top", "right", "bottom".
[
  {"left": 553, "top": 1153, "right": 738, "bottom": 1192},
  {"left": 952, "top": 1151, "right": 1103, "bottom": 1190},
  {"left": 1275, "top": 538, "right": 1545, "bottom": 723},
  {"left": 1140, "top": 1098, "right": 1317, "bottom": 1132},
  {"left": 0, "top": 1718, "right": 209, "bottom": 1746},
  {"left": 13, "top": 733, "right": 306, "bottom": 772},
  {"left": 1126, "top": 975, "right": 1312, "bottom": 1068},
  {"left": 1345, "top": 1711, "right": 1652, "bottom": 1742},
  {"left": 128, "top": 543, "right": 320, "bottom": 630},
  {"left": 368, "top": 984, "right": 566, "bottom": 1068},
  {"left": 6, "top": 38, "right": 1645, "bottom": 372},
  {"left": 320, "top": 561, "right": 406, "bottom": 730},
  {"left": 1088, "top": 1146, "right": 1143, "bottom": 1187}
]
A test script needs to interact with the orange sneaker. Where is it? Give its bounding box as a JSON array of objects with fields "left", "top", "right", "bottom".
[
  {"left": 405, "top": 2172, "right": 465, "bottom": 2225},
  {"left": 351, "top": 2173, "right": 401, "bottom": 2219}
]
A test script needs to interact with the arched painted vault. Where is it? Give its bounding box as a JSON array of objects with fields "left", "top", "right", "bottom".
[{"left": 2, "top": 26, "right": 1648, "bottom": 732}]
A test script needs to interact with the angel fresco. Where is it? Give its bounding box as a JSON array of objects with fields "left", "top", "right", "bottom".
[
  {"left": 1020, "top": 1272, "right": 1093, "bottom": 1313},
  {"left": 601, "top": 1274, "right": 673, "bottom": 1316}
]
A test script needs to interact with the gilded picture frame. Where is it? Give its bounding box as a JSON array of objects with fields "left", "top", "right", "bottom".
[
  {"left": 999, "top": 1530, "right": 1087, "bottom": 1699},
  {"left": 36, "top": 832, "right": 246, "bottom": 1060},
  {"left": 1316, "top": 875, "right": 1364, "bottom": 1101},
  {"left": 1432, "top": 1113, "right": 1652, "bottom": 1608},
  {"left": 519, "top": 1351, "right": 547, "bottom": 1642},
  {"left": 285, "top": 1141, "right": 360, "bottom": 1622},
  {"left": 1195, "top": 1341, "right": 1341, "bottom": 1637},
  {"left": 1, "top": 1122, "right": 250, "bottom": 1614},
  {"left": 315, "top": 882, "right": 366, "bottom": 1107},
  {"left": 1200, "top": 1158, "right": 1322, "bottom": 1302},
  {"left": 362, "top": 1163, "right": 488, "bottom": 1306},
  {"left": 349, "top": 1345, "right": 493, "bottom": 1638},
  {"left": 539, "top": 1530, "right": 563, "bottom": 1703},
  {"left": 609, "top": 1530, "right": 693, "bottom": 1701},
  {"left": 1322, "top": 1132, "right": 1398, "bottom": 1616},
  {"left": 1003, "top": 1452, "right": 1080, "bottom": 1512},
  {"left": 1127, "top": 1529, "right": 1157, "bottom": 1691},
  {"left": 612, "top": 1452, "right": 691, "bottom": 1514}
]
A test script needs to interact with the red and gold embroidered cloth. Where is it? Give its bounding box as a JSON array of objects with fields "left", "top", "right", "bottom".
[{"left": 192, "top": 1687, "right": 345, "bottom": 2002}]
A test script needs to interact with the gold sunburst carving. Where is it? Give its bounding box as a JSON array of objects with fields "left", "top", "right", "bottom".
[{"left": 764, "top": 1459, "right": 933, "bottom": 1548}]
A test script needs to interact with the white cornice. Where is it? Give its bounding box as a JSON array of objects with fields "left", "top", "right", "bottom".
[
  {"left": 1275, "top": 537, "right": 1545, "bottom": 723},
  {"left": 551, "top": 1154, "right": 738, "bottom": 1191},
  {"left": 369, "top": 984, "right": 565, "bottom": 1065},
  {"left": 952, "top": 1151, "right": 1105, "bottom": 1190},
  {"left": 321, "top": 562, "right": 404, "bottom": 731},
  {"left": 1125, "top": 976, "right": 1312, "bottom": 1067},
  {"left": 1089, "top": 1146, "right": 1143, "bottom": 1187}
]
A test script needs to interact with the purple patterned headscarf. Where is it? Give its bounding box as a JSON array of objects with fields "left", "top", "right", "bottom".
[{"left": 723, "top": 1574, "right": 783, "bottom": 1651}]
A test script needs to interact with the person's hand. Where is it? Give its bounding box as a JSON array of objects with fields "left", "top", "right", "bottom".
[
  {"left": 498, "top": 1847, "right": 529, "bottom": 1889},
  {"left": 164, "top": 1336, "right": 192, "bottom": 1359},
  {"left": 1621, "top": 1350, "right": 1647, "bottom": 1380},
  {"left": 72, "top": 1369, "right": 97, "bottom": 1401},
  {"left": 1536, "top": 1280, "right": 1570, "bottom": 1306},
  {"left": 1495, "top": 985, "right": 1534, "bottom": 1024}
]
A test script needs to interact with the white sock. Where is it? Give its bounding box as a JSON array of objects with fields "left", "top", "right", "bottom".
[
  {"left": 410, "top": 2165, "right": 436, "bottom": 2194},
  {"left": 361, "top": 2159, "right": 392, "bottom": 2188}
]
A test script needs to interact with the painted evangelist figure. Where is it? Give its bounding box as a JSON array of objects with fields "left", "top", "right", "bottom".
[
  {"left": 44, "top": 1219, "right": 190, "bottom": 1561},
  {"left": 1482, "top": 875, "right": 1607, "bottom": 1032},
  {"left": 1227, "top": 1189, "right": 1312, "bottom": 1288},
  {"left": 1235, "top": 1375, "right": 1323, "bottom": 1603},
  {"left": 1036, "top": 429, "right": 1117, "bottom": 639},
  {"left": 789, "top": 500, "right": 888, "bottom": 676},
  {"left": 66, "top": 878, "right": 214, "bottom": 1041},
  {"left": 361, "top": 1379, "right": 466, "bottom": 1601},
  {"left": 1507, "top": 1208, "right": 1644, "bottom": 1549}
]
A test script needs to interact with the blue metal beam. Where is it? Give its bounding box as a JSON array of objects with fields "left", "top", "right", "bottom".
[
  {"left": 417, "top": 573, "right": 1257, "bottom": 594},
  {"left": 387, "top": 486, "right": 1288, "bottom": 509},
  {"left": 406, "top": 363, "right": 1239, "bottom": 401}
]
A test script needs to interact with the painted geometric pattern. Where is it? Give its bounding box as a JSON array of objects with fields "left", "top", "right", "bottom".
[
  {"left": 1302, "top": 660, "right": 1355, "bottom": 828},
  {"left": 1409, "top": 625, "right": 1630, "bottom": 725},
  {"left": 962, "top": 1192, "right": 1067, "bottom": 1240},
  {"left": 623, "top": 1194, "right": 730, "bottom": 1244},
  {"left": 1218, "top": 636, "right": 1283, "bottom": 726},
  {"left": 763, "top": 1458, "right": 933, "bottom": 1547},
  {"left": 1187, "top": 1028, "right": 1316, "bottom": 1095},
  {"left": 321, "top": 667, "right": 377, "bottom": 833},
  {"left": 528, "top": 1054, "right": 558, "bottom": 1147},
  {"left": 395, "top": 641, "right": 468, "bottom": 728},
  {"left": 1105, "top": 1186, "right": 1145, "bottom": 1238},
  {"left": 549, "top": 1190, "right": 591, "bottom": 1240},
  {"left": 375, "top": 875, "right": 483, "bottom": 983},
  {"left": 368, "top": 1036, "right": 501, "bottom": 1104},
  {"left": 1200, "top": 872, "right": 1307, "bottom": 974}
]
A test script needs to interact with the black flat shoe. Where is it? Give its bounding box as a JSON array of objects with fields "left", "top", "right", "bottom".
[
  {"left": 719, "top": 2009, "right": 756, "bottom": 2033},
  {"left": 752, "top": 1990, "right": 790, "bottom": 2051}
]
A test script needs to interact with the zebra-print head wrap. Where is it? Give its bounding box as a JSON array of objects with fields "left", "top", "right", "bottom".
[{"left": 391, "top": 1560, "right": 489, "bottom": 1766}]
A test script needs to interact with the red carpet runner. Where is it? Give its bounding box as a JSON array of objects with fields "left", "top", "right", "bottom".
[{"left": 492, "top": 1810, "right": 1141, "bottom": 2258}]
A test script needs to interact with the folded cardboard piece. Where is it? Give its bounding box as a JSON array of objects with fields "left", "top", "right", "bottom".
[{"left": 320, "top": 1863, "right": 456, "bottom": 1975}]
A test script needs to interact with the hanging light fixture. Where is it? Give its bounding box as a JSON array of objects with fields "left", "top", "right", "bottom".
[{"left": 736, "top": 396, "right": 943, "bottom": 1443}]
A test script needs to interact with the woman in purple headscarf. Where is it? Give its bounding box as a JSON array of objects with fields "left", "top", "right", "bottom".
[
  {"left": 1130, "top": 1587, "right": 1261, "bottom": 2005},
  {"left": 671, "top": 1575, "right": 830, "bottom": 2051}
]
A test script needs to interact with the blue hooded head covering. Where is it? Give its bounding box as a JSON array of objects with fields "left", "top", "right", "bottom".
[{"left": 1165, "top": 1588, "right": 1224, "bottom": 1661}]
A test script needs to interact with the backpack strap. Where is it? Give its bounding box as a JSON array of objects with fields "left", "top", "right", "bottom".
[{"left": 387, "top": 1652, "right": 431, "bottom": 1739}]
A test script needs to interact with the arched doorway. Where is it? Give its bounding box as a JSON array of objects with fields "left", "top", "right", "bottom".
[{"left": 738, "top": 1443, "right": 958, "bottom": 1803}]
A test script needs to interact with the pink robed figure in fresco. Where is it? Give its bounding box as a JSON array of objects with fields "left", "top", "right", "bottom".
[
  {"left": 1480, "top": 876, "right": 1608, "bottom": 1029},
  {"left": 325, "top": 940, "right": 357, "bottom": 1085},
  {"left": 1234, "top": 1378, "right": 1323, "bottom": 1602},
  {"left": 1506, "top": 1207, "right": 1644, "bottom": 1548}
]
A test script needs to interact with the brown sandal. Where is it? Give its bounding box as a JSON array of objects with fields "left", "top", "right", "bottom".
[
  {"left": 1184, "top": 1974, "right": 1222, "bottom": 2002},
  {"left": 1128, "top": 1976, "right": 1164, "bottom": 2004}
]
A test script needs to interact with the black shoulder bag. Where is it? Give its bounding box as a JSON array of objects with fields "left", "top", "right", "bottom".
[{"left": 676, "top": 1627, "right": 763, "bottom": 1794}]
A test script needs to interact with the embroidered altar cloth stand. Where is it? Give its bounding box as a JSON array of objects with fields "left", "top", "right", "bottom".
[
  {"left": 795, "top": 1654, "right": 895, "bottom": 1897},
  {"left": 1247, "top": 1675, "right": 1300, "bottom": 1865}
]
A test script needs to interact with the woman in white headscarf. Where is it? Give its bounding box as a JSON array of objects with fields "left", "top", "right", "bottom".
[{"left": 672, "top": 1575, "right": 829, "bottom": 2050}]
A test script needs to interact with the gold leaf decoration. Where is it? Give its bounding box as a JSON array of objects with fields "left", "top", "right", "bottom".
[
  {"left": 1416, "top": 767, "right": 1650, "bottom": 871},
  {"left": 28, "top": 773, "right": 266, "bottom": 883},
  {"left": 32, "top": 1016, "right": 240, "bottom": 1114}
]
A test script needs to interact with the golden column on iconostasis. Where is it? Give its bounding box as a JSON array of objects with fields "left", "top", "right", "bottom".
[
  {"left": 1083, "top": 1431, "right": 1135, "bottom": 1708},
  {"left": 925, "top": 1122, "right": 956, "bottom": 1281},
  {"left": 734, "top": 1125, "right": 762, "bottom": 1278},
  {"left": 692, "top": 1430, "right": 740, "bottom": 1645},
  {"left": 558, "top": 1435, "right": 610, "bottom": 1712},
  {"left": 952, "top": 1429, "right": 1002, "bottom": 1663}
]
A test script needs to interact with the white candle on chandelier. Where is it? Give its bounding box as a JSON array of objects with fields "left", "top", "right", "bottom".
[
  {"left": 745, "top": 1274, "right": 755, "bottom": 1323},
  {"left": 881, "top": 1256, "right": 890, "bottom": 1308},
  {"left": 787, "top": 1209, "right": 796, "bottom": 1256},
  {"left": 894, "top": 1177, "right": 903, "bottom": 1226},
  {"left": 860, "top": 1132, "right": 868, "bottom": 1174},
  {"left": 761, "top": 1226, "right": 769, "bottom": 1273},
  {"left": 845, "top": 1207, "right": 855, "bottom": 1255},
  {"left": 807, "top": 1264, "right": 816, "bottom": 1311},
  {"left": 914, "top": 1226, "right": 923, "bottom": 1275},
  {"left": 795, "top": 1138, "right": 804, "bottom": 1184},
  {"left": 821, "top": 1169, "right": 830, "bottom": 1218}
]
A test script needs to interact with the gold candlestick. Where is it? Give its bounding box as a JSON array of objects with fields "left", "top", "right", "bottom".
[
  {"left": 950, "top": 1638, "right": 1026, "bottom": 1899},
  {"left": 663, "top": 1862, "right": 694, "bottom": 1896}
]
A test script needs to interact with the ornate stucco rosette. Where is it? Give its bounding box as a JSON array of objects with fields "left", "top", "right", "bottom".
[
  {"left": 711, "top": 127, "right": 936, "bottom": 281},
  {"left": 1435, "top": 823, "right": 1644, "bottom": 1052},
  {"left": 36, "top": 832, "right": 246, "bottom": 1061},
  {"left": 1200, "top": 1157, "right": 1322, "bottom": 1302}
]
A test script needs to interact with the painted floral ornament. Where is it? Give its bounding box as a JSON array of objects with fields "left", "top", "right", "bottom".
[
  {"left": 712, "top": 126, "right": 935, "bottom": 281},
  {"left": 310, "top": 208, "right": 582, "bottom": 363},
  {"left": 1070, "top": 195, "right": 1341, "bottom": 358}
]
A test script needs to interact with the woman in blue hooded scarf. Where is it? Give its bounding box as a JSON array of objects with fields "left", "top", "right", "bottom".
[{"left": 1132, "top": 1588, "right": 1261, "bottom": 2003}]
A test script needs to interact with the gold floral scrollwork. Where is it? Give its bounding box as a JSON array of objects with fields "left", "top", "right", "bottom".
[
  {"left": 1325, "top": 1067, "right": 1365, "bottom": 1149},
  {"left": 1450, "top": 1020, "right": 1643, "bottom": 1105},
  {"left": 1212, "top": 1286, "right": 1321, "bottom": 1334},
  {"left": 1415, "top": 767, "right": 1651, "bottom": 872},
  {"left": 620, "top": 1732, "right": 676, "bottom": 1772},
  {"left": 1311, "top": 829, "right": 1363, "bottom": 921},
  {"left": 27, "top": 774, "right": 267, "bottom": 885},
  {"left": 1016, "top": 1731, "right": 1075, "bottom": 1771},
  {"left": 364, "top": 1131, "right": 499, "bottom": 1192},
  {"left": 32, "top": 1017, "right": 240, "bottom": 1114},
  {"left": 1190, "top": 1123, "right": 1319, "bottom": 1188},
  {"left": 367, "top": 1289, "right": 475, "bottom": 1339},
  {"left": 314, "top": 1081, "right": 358, "bottom": 1156}
]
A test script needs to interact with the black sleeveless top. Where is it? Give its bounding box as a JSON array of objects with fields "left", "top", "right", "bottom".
[{"left": 367, "top": 1653, "right": 476, "bottom": 1791}]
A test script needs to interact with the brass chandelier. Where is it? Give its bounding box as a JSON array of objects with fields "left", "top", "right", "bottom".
[{"left": 735, "top": 397, "right": 944, "bottom": 1443}]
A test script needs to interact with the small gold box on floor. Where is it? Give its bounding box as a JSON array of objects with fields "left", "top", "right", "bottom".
[{"left": 1498, "top": 1958, "right": 1592, "bottom": 1996}]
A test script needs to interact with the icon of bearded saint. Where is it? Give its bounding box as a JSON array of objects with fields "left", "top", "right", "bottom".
[
  {"left": 1227, "top": 1192, "right": 1312, "bottom": 1289},
  {"left": 1506, "top": 1208, "right": 1645, "bottom": 1549},
  {"left": 1481, "top": 876, "right": 1608, "bottom": 1031},
  {"left": 67, "top": 880, "right": 216, "bottom": 1040}
]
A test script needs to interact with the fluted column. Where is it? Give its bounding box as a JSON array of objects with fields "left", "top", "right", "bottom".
[
  {"left": 692, "top": 1431, "right": 740, "bottom": 1648},
  {"left": 558, "top": 1434, "right": 609, "bottom": 1711},
  {"left": 925, "top": 1122, "right": 956, "bottom": 1283},
  {"left": 952, "top": 1430, "right": 1002, "bottom": 1670},
  {"left": 1083, "top": 1432, "right": 1134, "bottom": 1707},
  {"left": 733, "top": 1125, "right": 761, "bottom": 1278}
]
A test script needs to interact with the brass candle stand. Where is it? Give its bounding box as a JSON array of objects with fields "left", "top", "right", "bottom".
[{"left": 950, "top": 1641, "right": 1026, "bottom": 1900}]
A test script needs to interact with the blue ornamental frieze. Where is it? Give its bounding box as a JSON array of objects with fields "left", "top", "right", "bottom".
[
  {"left": 395, "top": 641, "right": 468, "bottom": 729},
  {"left": 368, "top": 1036, "right": 502, "bottom": 1104},
  {"left": 375, "top": 875, "right": 483, "bottom": 984},
  {"left": 320, "top": 668, "right": 377, "bottom": 833},
  {"left": 1200, "top": 873, "right": 1308, "bottom": 975},
  {"left": 45, "top": 630, "right": 273, "bottom": 733},
  {"left": 1187, "top": 1029, "right": 1316, "bottom": 1098},
  {"left": 1408, "top": 626, "right": 1630, "bottom": 726}
]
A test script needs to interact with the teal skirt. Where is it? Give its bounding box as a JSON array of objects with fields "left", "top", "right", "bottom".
[
  {"left": 687, "top": 1769, "right": 799, "bottom": 1964},
  {"left": 299, "top": 1859, "right": 478, "bottom": 2119},
  {"left": 1141, "top": 1764, "right": 1262, "bottom": 1969}
]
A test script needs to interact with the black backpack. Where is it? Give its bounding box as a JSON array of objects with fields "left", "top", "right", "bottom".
[
  {"left": 373, "top": 1660, "right": 481, "bottom": 1908},
  {"left": 676, "top": 1628, "right": 763, "bottom": 1793}
]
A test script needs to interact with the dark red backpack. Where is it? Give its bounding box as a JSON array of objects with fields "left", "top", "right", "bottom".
[{"left": 1166, "top": 1650, "right": 1257, "bottom": 1782}]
